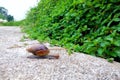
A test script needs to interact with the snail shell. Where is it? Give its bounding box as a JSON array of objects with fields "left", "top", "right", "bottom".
[{"left": 27, "top": 44, "right": 50, "bottom": 56}]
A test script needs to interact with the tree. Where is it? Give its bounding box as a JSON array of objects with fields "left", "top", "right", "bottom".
[
  {"left": 0, "top": 6, "right": 14, "bottom": 21},
  {"left": 0, "top": 13, "right": 5, "bottom": 19},
  {"left": 7, "top": 15, "right": 14, "bottom": 22},
  {"left": 0, "top": 7, "right": 8, "bottom": 19}
]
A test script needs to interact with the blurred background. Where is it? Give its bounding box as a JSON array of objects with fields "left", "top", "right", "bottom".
[{"left": 0, "top": 0, "right": 39, "bottom": 21}]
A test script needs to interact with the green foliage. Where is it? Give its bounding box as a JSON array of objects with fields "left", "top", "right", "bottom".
[
  {"left": 0, "top": 6, "right": 14, "bottom": 21},
  {"left": 107, "top": 58, "right": 114, "bottom": 63},
  {"left": 23, "top": 0, "right": 120, "bottom": 62},
  {"left": 6, "top": 15, "right": 14, "bottom": 22},
  {"left": 0, "top": 13, "right": 5, "bottom": 19},
  {"left": 0, "top": 20, "right": 24, "bottom": 26}
]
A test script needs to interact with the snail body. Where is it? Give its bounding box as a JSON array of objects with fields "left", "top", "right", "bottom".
[{"left": 27, "top": 44, "right": 59, "bottom": 59}]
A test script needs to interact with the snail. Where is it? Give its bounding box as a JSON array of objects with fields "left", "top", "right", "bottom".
[{"left": 26, "top": 44, "right": 59, "bottom": 59}]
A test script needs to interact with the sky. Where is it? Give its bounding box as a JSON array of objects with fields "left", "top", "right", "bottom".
[{"left": 0, "top": 0, "right": 39, "bottom": 21}]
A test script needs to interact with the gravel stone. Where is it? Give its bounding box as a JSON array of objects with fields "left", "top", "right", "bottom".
[{"left": 0, "top": 26, "right": 120, "bottom": 80}]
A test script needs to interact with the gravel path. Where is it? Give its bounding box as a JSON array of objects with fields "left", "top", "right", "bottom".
[{"left": 0, "top": 26, "right": 120, "bottom": 80}]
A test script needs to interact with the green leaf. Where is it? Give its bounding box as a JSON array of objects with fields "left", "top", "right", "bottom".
[
  {"left": 68, "top": 49, "right": 73, "bottom": 55},
  {"left": 113, "top": 40, "right": 120, "bottom": 46},
  {"left": 74, "top": 44, "right": 81, "bottom": 52},
  {"left": 97, "top": 48, "right": 104, "bottom": 56},
  {"left": 105, "top": 35, "right": 113, "bottom": 42},
  {"left": 115, "top": 49, "right": 120, "bottom": 57},
  {"left": 100, "top": 41, "right": 110, "bottom": 47},
  {"left": 110, "top": 52, "right": 117, "bottom": 57},
  {"left": 113, "top": 18, "right": 120, "bottom": 22},
  {"left": 107, "top": 58, "right": 114, "bottom": 63},
  {"left": 107, "top": 20, "right": 113, "bottom": 27}
]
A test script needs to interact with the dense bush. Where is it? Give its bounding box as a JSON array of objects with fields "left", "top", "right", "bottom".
[{"left": 23, "top": 0, "right": 120, "bottom": 62}]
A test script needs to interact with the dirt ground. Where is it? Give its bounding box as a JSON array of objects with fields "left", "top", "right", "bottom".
[{"left": 0, "top": 26, "right": 120, "bottom": 80}]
